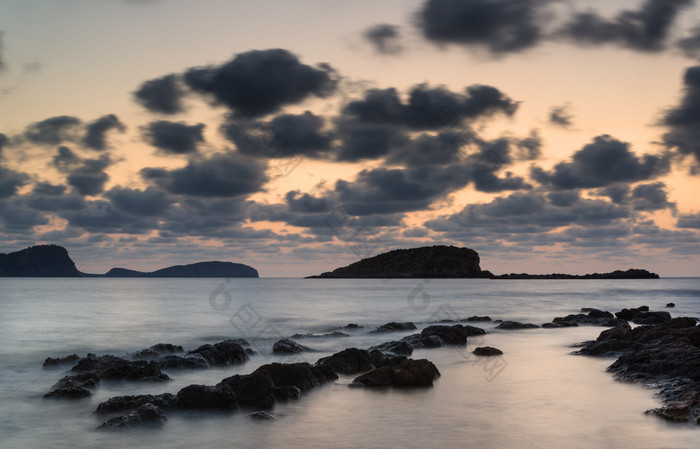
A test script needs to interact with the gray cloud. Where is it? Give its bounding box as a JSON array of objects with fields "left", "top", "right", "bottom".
[
  {"left": 417, "top": 0, "right": 552, "bottom": 55},
  {"left": 183, "top": 48, "right": 338, "bottom": 117},
  {"left": 106, "top": 186, "right": 172, "bottom": 216},
  {"left": 141, "top": 151, "right": 268, "bottom": 197},
  {"left": 0, "top": 133, "right": 8, "bottom": 156},
  {"left": 143, "top": 120, "right": 205, "bottom": 154},
  {"left": 24, "top": 116, "right": 82, "bottom": 145},
  {"left": 677, "top": 212, "right": 700, "bottom": 229},
  {"left": 83, "top": 114, "right": 126, "bottom": 151},
  {"left": 134, "top": 74, "right": 185, "bottom": 114},
  {"left": 662, "top": 65, "right": 700, "bottom": 167},
  {"left": 558, "top": 0, "right": 694, "bottom": 52},
  {"left": 630, "top": 182, "right": 675, "bottom": 211},
  {"left": 0, "top": 166, "right": 29, "bottom": 199},
  {"left": 549, "top": 104, "right": 573, "bottom": 127},
  {"left": 365, "top": 24, "right": 403, "bottom": 55},
  {"left": 52, "top": 146, "right": 81, "bottom": 172},
  {"left": 32, "top": 182, "right": 66, "bottom": 196},
  {"left": 532, "top": 135, "right": 670, "bottom": 189},
  {"left": 66, "top": 156, "right": 112, "bottom": 196}
]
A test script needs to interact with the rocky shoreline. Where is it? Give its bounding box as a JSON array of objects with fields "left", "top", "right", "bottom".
[{"left": 40, "top": 305, "right": 699, "bottom": 430}]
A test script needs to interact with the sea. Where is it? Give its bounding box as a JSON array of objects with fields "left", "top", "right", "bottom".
[{"left": 1, "top": 277, "right": 699, "bottom": 449}]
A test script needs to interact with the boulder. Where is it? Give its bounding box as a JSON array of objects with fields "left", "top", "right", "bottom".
[
  {"left": 42, "top": 354, "right": 80, "bottom": 368},
  {"left": 253, "top": 362, "right": 337, "bottom": 392},
  {"left": 473, "top": 346, "right": 503, "bottom": 356},
  {"left": 218, "top": 371, "right": 278, "bottom": 409},
  {"left": 272, "top": 339, "right": 315, "bottom": 354},
  {"left": 315, "top": 348, "right": 374, "bottom": 375},
  {"left": 368, "top": 340, "right": 414, "bottom": 357},
  {"left": 43, "top": 384, "right": 91, "bottom": 399},
  {"left": 351, "top": 359, "right": 440, "bottom": 388},
  {"left": 69, "top": 353, "right": 170, "bottom": 381},
  {"left": 464, "top": 316, "right": 492, "bottom": 322},
  {"left": 132, "top": 343, "right": 184, "bottom": 360},
  {"left": 370, "top": 322, "right": 417, "bottom": 333},
  {"left": 95, "top": 393, "right": 179, "bottom": 414},
  {"left": 177, "top": 384, "right": 237, "bottom": 409},
  {"left": 633, "top": 311, "right": 672, "bottom": 325},
  {"left": 187, "top": 340, "right": 249, "bottom": 366},
  {"left": 97, "top": 403, "right": 167, "bottom": 430},
  {"left": 495, "top": 321, "right": 540, "bottom": 330},
  {"left": 157, "top": 354, "right": 210, "bottom": 369},
  {"left": 666, "top": 303, "right": 676, "bottom": 308}
]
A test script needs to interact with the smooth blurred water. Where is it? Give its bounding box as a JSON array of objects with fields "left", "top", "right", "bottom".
[{"left": 1, "top": 277, "right": 699, "bottom": 449}]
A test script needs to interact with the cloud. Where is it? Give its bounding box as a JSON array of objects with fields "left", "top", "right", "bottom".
[
  {"left": 0, "top": 166, "right": 29, "bottom": 199},
  {"left": 143, "top": 120, "right": 205, "bottom": 154},
  {"left": 0, "top": 133, "right": 7, "bottom": 156},
  {"left": 106, "top": 186, "right": 172, "bottom": 216},
  {"left": 336, "top": 122, "right": 408, "bottom": 162},
  {"left": 59, "top": 199, "right": 158, "bottom": 234},
  {"left": 365, "top": 24, "right": 403, "bottom": 55},
  {"left": 558, "top": 0, "right": 694, "bottom": 52},
  {"left": 183, "top": 48, "right": 338, "bottom": 117},
  {"left": 549, "top": 104, "right": 573, "bottom": 127},
  {"left": 83, "top": 114, "right": 126, "bottom": 151},
  {"left": 417, "top": 0, "right": 552, "bottom": 55},
  {"left": 662, "top": 65, "right": 700, "bottom": 166},
  {"left": 133, "top": 74, "right": 185, "bottom": 114},
  {"left": 32, "top": 182, "right": 66, "bottom": 196},
  {"left": 52, "top": 146, "right": 81, "bottom": 172},
  {"left": 24, "top": 116, "right": 82, "bottom": 145},
  {"left": 532, "top": 135, "right": 670, "bottom": 189},
  {"left": 677, "top": 211, "right": 700, "bottom": 229},
  {"left": 630, "top": 182, "right": 675, "bottom": 211},
  {"left": 343, "top": 83, "right": 518, "bottom": 130},
  {"left": 141, "top": 151, "right": 267, "bottom": 197},
  {"left": 223, "top": 111, "right": 332, "bottom": 158},
  {"left": 66, "top": 155, "right": 112, "bottom": 196}
]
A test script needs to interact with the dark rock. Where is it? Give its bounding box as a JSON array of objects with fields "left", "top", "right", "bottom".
[
  {"left": 45, "top": 371, "right": 100, "bottom": 398},
  {"left": 368, "top": 350, "right": 407, "bottom": 369},
  {"left": 272, "top": 339, "right": 315, "bottom": 354},
  {"left": 218, "top": 371, "right": 277, "bottom": 409},
  {"left": 43, "top": 354, "right": 80, "bottom": 368},
  {"left": 52, "top": 371, "right": 100, "bottom": 389},
  {"left": 663, "top": 317, "right": 698, "bottom": 329},
  {"left": 542, "top": 321, "right": 579, "bottom": 328},
  {"left": 495, "top": 321, "right": 540, "bottom": 330},
  {"left": 309, "top": 245, "right": 491, "bottom": 278},
  {"left": 666, "top": 303, "right": 676, "bottom": 308},
  {"left": 615, "top": 306, "right": 650, "bottom": 321},
  {"left": 0, "top": 244, "right": 81, "bottom": 277},
  {"left": 250, "top": 411, "right": 276, "bottom": 420},
  {"left": 418, "top": 324, "right": 484, "bottom": 345},
  {"left": 463, "top": 316, "right": 492, "bottom": 322},
  {"left": 69, "top": 353, "right": 169, "bottom": 381},
  {"left": 344, "top": 323, "right": 362, "bottom": 329},
  {"left": 351, "top": 359, "right": 440, "bottom": 388},
  {"left": 549, "top": 312, "right": 625, "bottom": 327},
  {"left": 157, "top": 354, "right": 210, "bottom": 370},
  {"left": 253, "top": 362, "right": 337, "bottom": 392},
  {"left": 633, "top": 311, "right": 672, "bottom": 325},
  {"left": 177, "top": 384, "right": 237, "bottom": 409},
  {"left": 370, "top": 322, "right": 417, "bottom": 333},
  {"left": 187, "top": 340, "right": 249, "bottom": 366},
  {"left": 43, "top": 384, "right": 91, "bottom": 399},
  {"left": 97, "top": 403, "right": 167, "bottom": 430},
  {"left": 291, "top": 332, "right": 350, "bottom": 339},
  {"left": 315, "top": 348, "right": 374, "bottom": 375},
  {"left": 473, "top": 346, "right": 503, "bottom": 356},
  {"left": 133, "top": 343, "right": 184, "bottom": 359},
  {"left": 96, "top": 393, "right": 179, "bottom": 414},
  {"left": 369, "top": 340, "right": 414, "bottom": 357},
  {"left": 587, "top": 309, "right": 614, "bottom": 319}
]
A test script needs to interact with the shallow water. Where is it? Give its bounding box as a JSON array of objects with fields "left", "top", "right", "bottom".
[{"left": 1, "top": 277, "right": 699, "bottom": 448}]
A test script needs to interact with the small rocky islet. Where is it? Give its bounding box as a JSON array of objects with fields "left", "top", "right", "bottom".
[{"left": 40, "top": 304, "right": 700, "bottom": 430}]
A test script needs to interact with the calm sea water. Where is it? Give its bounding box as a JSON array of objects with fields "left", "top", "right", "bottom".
[{"left": 1, "top": 277, "right": 699, "bottom": 449}]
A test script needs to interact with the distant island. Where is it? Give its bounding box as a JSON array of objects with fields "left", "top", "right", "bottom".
[
  {"left": 0, "top": 245, "right": 258, "bottom": 278},
  {"left": 308, "top": 245, "right": 660, "bottom": 279}
]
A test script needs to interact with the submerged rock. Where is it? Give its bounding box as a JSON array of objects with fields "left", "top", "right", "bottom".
[
  {"left": 186, "top": 340, "right": 249, "bottom": 366},
  {"left": 95, "top": 393, "right": 179, "bottom": 415},
  {"left": 495, "top": 321, "right": 540, "bottom": 330},
  {"left": 253, "top": 362, "right": 337, "bottom": 392},
  {"left": 44, "top": 372, "right": 100, "bottom": 399},
  {"left": 351, "top": 359, "right": 440, "bottom": 388},
  {"left": 473, "top": 346, "right": 503, "bottom": 356},
  {"left": 272, "top": 339, "right": 315, "bottom": 354},
  {"left": 132, "top": 343, "right": 184, "bottom": 360},
  {"left": 157, "top": 354, "right": 210, "bottom": 370},
  {"left": 177, "top": 384, "right": 237, "bottom": 410},
  {"left": 97, "top": 403, "right": 167, "bottom": 430},
  {"left": 369, "top": 340, "right": 414, "bottom": 357},
  {"left": 370, "top": 322, "right": 417, "bottom": 333},
  {"left": 464, "top": 316, "right": 492, "bottom": 322},
  {"left": 315, "top": 348, "right": 374, "bottom": 375},
  {"left": 291, "top": 332, "right": 350, "bottom": 339},
  {"left": 69, "top": 354, "right": 170, "bottom": 381},
  {"left": 42, "top": 354, "right": 80, "bottom": 368},
  {"left": 43, "top": 384, "right": 92, "bottom": 399},
  {"left": 218, "top": 370, "right": 280, "bottom": 409}
]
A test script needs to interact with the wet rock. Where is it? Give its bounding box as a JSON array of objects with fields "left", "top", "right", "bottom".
[
  {"left": 187, "top": 340, "right": 249, "bottom": 366},
  {"left": 218, "top": 370, "right": 278, "bottom": 409},
  {"left": 586, "top": 309, "right": 614, "bottom": 319},
  {"left": 253, "top": 362, "right": 337, "bottom": 392},
  {"left": 97, "top": 403, "right": 167, "bottom": 430},
  {"left": 42, "top": 354, "right": 79, "bottom": 368},
  {"left": 177, "top": 384, "right": 237, "bottom": 410},
  {"left": 370, "top": 322, "right": 417, "bottom": 333},
  {"left": 368, "top": 350, "right": 407, "bottom": 369},
  {"left": 272, "top": 339, "right": 315, "bottom": 354},
  {"left": 43, "top": 384, "right": 91, "bottom": 399},
  {"left": 369, "top": 340, "right": 414, "bottom": 357},
  {"left": 633, "top": 311, "right": 672, "bottom": 325},
  {"left": 351, "top": 359, "right": 440, "bottom": 388},
  {"left": 542, "top": 321, "right": 579, "bottom": 328},
  {"left": 250, "top": 411, "right": 276, "bottom": 420},
  {"left": 548, "top": 312, "right": 625, "bottom": 328},
  {"left": 132, "top": 343, "right": 184, "bottom": 360},
  {"left": 495, "top": 321, "right": 540, "bottom": 330},
  {"left": 291, "top": 332, "right": 350, "bottom": 339},
  {"left": 666, "top": 303, "right": 676, "bottom": 308},
  {"left": 344, "top": 323, "right": 362, "bottom": 329},
  {"left": 95, "top": 393, "right": 179, "bottom": 414},
  {"left": 614, "top": 306, "right": 649, "bottom": 321},
  {"left": 44, "top": 372, "right": 100, "bottom": 399},
  {"left": 463, "top": 316, "right": 492, "bottom": 322},
  {"left": 157, "top": 354, "right": 210, "bottom": 370},
  {"left": 315, "top": 348, "right": 374, "bottom": 375},
  {"left": 69, "top": 354, "right": 170, "bottom": 381},
  {"left": 419, "top": 324, "right": 484, "bottom": 345},
  {"left": 473, "top": 346, "right": 503, "bottom": 356}
]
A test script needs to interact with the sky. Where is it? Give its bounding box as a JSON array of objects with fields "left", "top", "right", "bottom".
[{"left": 2, "top": 0, "right": 700, "bottom": 277}]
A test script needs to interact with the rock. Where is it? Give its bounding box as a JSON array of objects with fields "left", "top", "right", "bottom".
[
  {"left": 291, "top": 332, "right": 350, "bottom": 339},
  {"left": 587, "top": 309, "right": 614, "bottom": 319},
  {"left": 351, "top": 359, "right": 440, "bottom": 388},
  {"left": 463, "top": 316, "right": 492, "bottom": 322},
  {"left": 43, "top": 384, "right": 91, "bottom": 399},
  {"left": 370, "top": 322, "right": 417, "bottom": 333},
  {"left": 95, "top": 393, "right": 179, "bottom": 414},
  {"left": 315, "top": 348, "right": 374, "bottom": 375},
  {"left": 495, "top": 321, "right": 540, "bottom": 330},
  {"left": 132, "top": 343, "right": 184, "bottom": 360},
  {"left": 368, "top": 350, "right": 407, "bottom": 369},
  {"left": 369, "top": 340, "right": 414, "bottom": 357},
  {"left": 0, "top": 244, "right": 81, "bottom": 277},
  {"left": 663, "top": 317, "right": 698, "bottom": 329},
  {"left": 272, "top": 339, "right": 315, "bottom": 354},
  {"left": 473, "top": 346, "right": 503, "bottom": 356},
  {"left": 253, "top": 362, "right": 337, "bottom": 392},
  {"left": 418, "top": 324, "right": 484, "bottom": 345},
  {"left": 42, "top": 354, "right": 79, "bottom": 368},
  {"left": 633, "top": 311, "right": 672, "bottom": 325},
  {"left": 97, "top": 403, "right": 167, "bottom": 430},
  {"left": 344, "top": 323, "right": 362, "bottom": 329},
  {"left": 105, "top": 261, "right": 259, "bottom": 278},
  {"left": 157, "top": 354, "right": 210, "bottom": 369},
  {"left": 187, "top": 340, "right": 249, "bottom": 366},
  {"left": 44, "top": 372, "right": 100, "bottom": 399},
  {"left": 250, "top": 411, "right": 276, "bottom": 420},
  {"left": 614, "top": 306, "right": 649, "bottom": 321},
  {"left": 666, "top": 302, "right": 676, "bottom": 308},
  {"left": 646, "top": 402, "right": 692, "bottom": 423},
  {"left": 548, "top": 312, "right": 625, "bottom": 327},
  {"left": 177, "top": 384, "right": 238, "bottom": 409},
  {"left": 218, "top": 371, "right": 278, "bottom": 409},
  {"left": 542, "top": 321, "right": 579, "bottom": 328},
  {"left": 69, "top": 353, "right": 170, "bottom": 381}
]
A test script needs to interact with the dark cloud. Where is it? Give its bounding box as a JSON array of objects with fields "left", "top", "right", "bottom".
[
  {"left": 677, "top": 212, "right": 700, "bottom": 229},
  {"left": 677, "top": 26, "right": 700, "bottom": 59},
  {"left": 336, "top": 122, "right": 408, "bottom": 162},
  {"left": 365, "top": 24, "right": 403, "bottom": 55},
  {"left": 417, "top": 0, "right": 552, "bottom": 55},
  {"left": 1, "top": 200, "right": 49, "bottom": 231},
  {"left": 532, "top": 135, "right": 670, "bottom": 189},
  {"left": 630, "top": 182, "right": 675, "bottom": 211},
  {"left": 662, "top": 65, "right": 700, "bottom": 166},
  {"left": 343, "top": 83, "right": 518, "bottom": 130},
  {"left": 143, "top": 120, "right": 205, "bottom": 154},
  {"left": 0, "top": 166, "right": 29, "bottom": 199},
  {"left": 223, "top": 111, "right": 332, "bottom": 158},
  {"left": 558, "top": 0, "right": 693, "bottom": 52},
  {"left": 547, "top": 190, "right": 580, "bottom": 207},
  {"left": 183, "top": 49, "right": 338, "bottom": 117},
  {"left": 134, "top": 74, "right": 185, "bottom": 114},
  {"left": 549, "top": 104, "right": 573, "bottom": 128},
  {"left": 32, "top": 182, "right": 66, "bottom": 196},
  {"left": 52, "top": 146, "right": 81, "bottom": 172},
  {"left": 386, "top": 131, "right": 468, "bottom": 167},
  {"left": 141, "top": 151, "right": 267, "bottom": 197},
  {"left": 59, "top": 200, "right": 157, "bottom": 234},
  {"left": 0, "top": 133, "right": 8, "bottom": 156},
  {"left": 596, "top": 184, "right": 630, "bottom": 204},
  {"left": 25, "top": 193, "right": 86, "bottom": 212},
  {"left": 83, "top": 114, "right": 125, "bottom": 151},
  {"left": 106, "top": 186, "right": 172, "bottom": 216},
  {"left": 67, "top": 156, "right": 112, "bottom": 196},
  {"left": 24, "top": 116, "right": 82, "bottom": 145}
]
